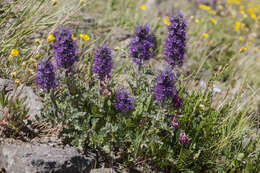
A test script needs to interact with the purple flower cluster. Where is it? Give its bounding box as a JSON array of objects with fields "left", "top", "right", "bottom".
[
  {"left": 115, "top": 89, "right": 134, "bottom": 112},
  {"left": 164, "top": 14, "right": 187, "bottom": 67},
  {"left": 92, "top": 44, "right": 113, "bottom": 79},
  {"left": 53, "top": 27, "right": 77, "bottom": 69},
  {"left": 153, "top": 68, "right": 176, "bottom": 102},
  {"left": 36, "top": 59, "right": 57, "bottom": 90},
  {"left": 172, "top": 117, "right": 178, "bottom": 130},
  {"left": 129, "top": 25, "right": 156, "bottom": 66},
  {"left": 178, "top": 131, "right": 189, "bottom": 145}
]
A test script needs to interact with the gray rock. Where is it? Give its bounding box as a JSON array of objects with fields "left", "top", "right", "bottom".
[
  {"left": 0, "top": 79, "right": 42, "bottom": 120},
  {"left": 90, "top": 168, "right": 115, "bottom": 173},
  {"left": 0, "top": 144, "right": 95, "bottom": 173}
]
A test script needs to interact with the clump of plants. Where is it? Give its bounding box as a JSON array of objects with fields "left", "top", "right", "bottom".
[{"left": 34, "top": 13, "right": 259, "bottom": 172}]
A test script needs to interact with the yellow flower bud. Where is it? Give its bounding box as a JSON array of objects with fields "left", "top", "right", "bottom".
[
  {"left": 22, "top": 62, "right": 27, "bottom": 69},
  {"left": 28, "top": 69, "right": 35, "bottom": 75},
  {"left": 34, "top": 51, "right": 40, "bottom": 58},
  {"left": 15, "top": 79, "right": 20, "bottom": 85},
  {"left": 239, "top": 47, "right": 247, "bottom": 53},
  {"left": 203, "top": 33, "right": 209, "bottom": 38},
  {"left": 11, "top": 71, "right": 17, "bottom": 78},
  {"left": 35, "top": 39, "right": 41, "bottom": 45},
  {"left": 162, "top": 17, "right": 171, "bottom": 26},
  {"left": 140, "top": 5, "right": 146, "bottom": 11}
]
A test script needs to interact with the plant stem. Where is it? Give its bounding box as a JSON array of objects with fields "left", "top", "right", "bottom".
[{"left": 50, "top": 89, "right": 58, "bottom": 116}]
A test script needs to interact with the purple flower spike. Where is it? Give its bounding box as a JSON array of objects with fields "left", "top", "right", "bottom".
[
  {"left": 164, "top": 14, "right": 187, "bottom": 67},
  {"left": 153, "top": 68, "right": 176, "bottom": 102},
  {"left": 179, "top": 131, "right": 189, "bottom": 145},
  {"left": 36, "top": 59, "right": 57, "bottom": 90},
  {"left": 129, "top": 25, "right": 156, "bottom": 66},
  {"left": 92, "top": 44, "right": 113, "bottom": 80},
  {"left": 172, "top": 117, "right": 178, "bottom": 130},
  {"left": 172, "top": 94, "right": 183, "bottom": 109},
  {"left": 53, "top": 27, "right": 77, "bottom": 69},
  {"left": 115, "top": 89, "right": 134, "bottom": 112}
]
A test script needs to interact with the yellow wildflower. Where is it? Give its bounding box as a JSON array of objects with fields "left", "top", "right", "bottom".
[
  {"left": 162, "top": 17, "right": 171, "bottom": 26},
  {"left": 15, "top": 79, "right": 20, "bottom": 85},
  {"left": 218, "top": 5, "right": 224, "bottom": 10},
  {"left": 28, "top": 69, "right": 35, "bottom": 75},
  {"left": 47, "top": 34, "right": 55, "bottom": 42},
  {"left": 140, "top": 5, "right": 146, "bottom": 11},
  {"left": 239, "top": 47, "right": 247, "bottom": 53},
  {"left": 239, "top": 36, "right": 244, "bottom": 42},
  {"left": 11, "top": 49, "right": 19, "bottom": 57},
  {"left": 199, "top": 5, "right": 211, "bottom": 11},
  {"left": 248, "top": 8, "right": 256, "bottom": 20},
  {"left": 234, "top": 21, "right": 240, "bottom": 32},
  {"left": 203, "top": 33, "right": 209, "bottom": 38},
  {"left": 195, "top": 19, "right": 200, "bottom": 24},
  {"left": 72, "top": 34, "right": 76, "bottom": 41},
  {"left": 35, "top": 39, "right": 41, "bottom": 45},
  {"left": 11, "top": 71, "right": 17, "bottom": 78},
  {"left": 210, "top": 18, "right": 217, "bottom": 25},
  {"left": 80, "top": 33, "right": 90, "bottom": 41}
]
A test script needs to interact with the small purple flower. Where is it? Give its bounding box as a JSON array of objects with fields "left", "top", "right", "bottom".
[
  {"left": 172, "top": 94, "right": 183, "bottom": 109},
  {"left": 53, "top": 27, "right": 77, "bottom": 69},
  {"left": 153, "top": 68, "right": 176, "bottom": 102},
  {"left": 92, "top": 44, "right": 112, "bottom": 80},
  {"left": 36, "top": 59, "right": 57, "bottom": 90},
  {"left": 129, "top": 25, "right": 156, "bottom": 66},
  {"left": 164, "top": 14, "right": 187, "bottom": 67},
  {"left": 172, "top": 117, "right": 178, "bottom": 130},
  {"left": 178, "top": 131, "right": 189, "bottom": 145},
  {"left": 115, "top": 89, "right": 134, "bottom": 112}
]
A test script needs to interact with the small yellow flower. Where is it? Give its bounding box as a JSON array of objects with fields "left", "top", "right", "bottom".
[
  {"left": 33, "top": 62, "right": 38, "bottom": 68},
  {"left": 248, "top": 8, "right": 256, "bottom": 20},
  {"left": 79, "top": 0, "right": 86, "bottom": 6},
  {"left": 239, "top": 36, "right": 244, "bottom": 41},
  {"left": 15, "top": 79, "right": 20, "bottom": 85},
  {"left": 35, "top": 39, "right": 41, "bottom": 45},
  {"left": 210, "top": 18, "right": 217, "bottom": 25},
  {"left": 72, "top": 34, "right": 77, "bottom": 41},
  {"left": 11, "top": 49, "right": 19, "bottom": 57},
  {"left": 28, "top": 69, "right": 35, "bottom": 75},
  {"left": 234, "top": 21, "right": 240, "bottom": 32},
  {"left": 195, "top": 19, "right": 200, "bottom": 23},
  {"left": 199, "top": 4, "right": 211, "bottom": 11},
  {"left": 22, "top": 61, "right": 27, "bottom": 69},
  {"left": 218, "top": 5, "right": 224, "bottom": 10},
  {"left": 239, "top": 47, "right": 247, "bottom": 53},
  {"left": 34, "top": 51, "right": 40, "bottom": 58},
  {"left": 47, "top": 34, "right": 55, "bottom": 42},
  {"left": 140, "top": 5, "right": 146, "bottom": 11},
  {"left": 80, "top": 33, "right": 90, "bottom": 41},
  {"left": 203, "top": 33, "right": 209, "bottom": 38},
  {"left": 11, "top": 71, "right": 17, "bottom": 78},
  {"left": 162, "top": 17, "right": 171, "bottom": 26}
]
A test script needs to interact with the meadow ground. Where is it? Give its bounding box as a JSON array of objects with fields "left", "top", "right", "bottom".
[{"left": 0, "top": 0, "right": 259, "bottom": 172}]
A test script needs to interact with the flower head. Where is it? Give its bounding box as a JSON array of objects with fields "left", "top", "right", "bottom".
[
  {"left": 92, "top": 44, "right": 113, "bottom": 79},
  {"left": 172, "top": 94, "right": 183, "bottom": 109},
  {"left": 11, "top": 49, "right": 19, "bottom": 57},
  {"left": 140, "top": 5, "right": 146, "bottom": 11},
  {"left": 47, "top": 34, "right": 55, "bottom": 42},
  {"left": 172, "top": 117, "right": 178, "bottom": 130},
  {"left": 53, "top": 27, "right": 77, "bottom": 69},
  {"left": 179, "top": 131, "right": 189, "bottom": 145},
  {"left": 115, "top": 89, "right": 134, "bottom": 112},
  {"left": 80, "top": 33, "right": 90, "bottom": 41},
  {"left": 153, "top": 68, "right": 176, "bottom": 102},
  {"left": 164, "top": 14, "right": 187, "bottom": 67},
  {"left": 36, "top": 59, "right": 57, "bottom": 90},
  {"left": 129, "top": 25, "right": 156, "bottom": 66}
]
